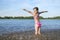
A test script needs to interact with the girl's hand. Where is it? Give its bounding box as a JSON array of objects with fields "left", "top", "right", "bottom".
[
  {"left": 42, "top": 11, "right": 48, "bottom": 12},
  {"left": 23, "top": 9, "right": 26, "bottom": 11},
  {"left": 44, "top": 11, "right": 48, "bottom": 12}
]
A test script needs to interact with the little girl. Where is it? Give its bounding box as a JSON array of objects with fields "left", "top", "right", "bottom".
[{"left": 23, "top": 7, "right": 48, "bottom": 35}]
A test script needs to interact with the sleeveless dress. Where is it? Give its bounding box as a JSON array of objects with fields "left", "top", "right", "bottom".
[{"left": 34, "top": 12, "right": 41, "bottom": 28}]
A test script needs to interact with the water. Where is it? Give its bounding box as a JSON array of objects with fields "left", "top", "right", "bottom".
[{"left": 0, "top": 19, "right": 60, "bottom": 34}]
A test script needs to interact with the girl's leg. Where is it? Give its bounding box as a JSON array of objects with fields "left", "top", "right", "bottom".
[
  {"left": 35, "top": 25, "right": 38, "bottom": 35},
  {"left": 38, "top": 23, "right": 41, "bottom": 35},
  {"left": 38, "top": 27, "right": 41, "bottom": 35}
]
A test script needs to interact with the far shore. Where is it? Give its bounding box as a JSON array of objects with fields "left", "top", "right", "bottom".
[{"left": 0, "top": 16, "right": 60, "bottom": 19}]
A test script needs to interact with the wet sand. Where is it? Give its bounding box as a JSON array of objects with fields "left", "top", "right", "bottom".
[{"left": 0, "top": 29, "right": 60, "bottom": 40}]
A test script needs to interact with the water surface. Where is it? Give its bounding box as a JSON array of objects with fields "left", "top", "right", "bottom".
[{"left": 0, "top": 19, "right": 60, "bottom": 34}]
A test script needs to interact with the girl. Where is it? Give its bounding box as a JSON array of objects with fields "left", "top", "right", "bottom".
[{"left": 23, "top": 7, "right": 48, "bottom": 35}]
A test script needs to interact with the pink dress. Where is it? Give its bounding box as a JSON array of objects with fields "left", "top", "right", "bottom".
[{"left": 34, "top": 12, "right": 41, "bottom": 28}]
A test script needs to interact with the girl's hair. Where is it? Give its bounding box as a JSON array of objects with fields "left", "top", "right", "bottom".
[{"left": 33, "top": 7, "right": 39, "bottom": 10}]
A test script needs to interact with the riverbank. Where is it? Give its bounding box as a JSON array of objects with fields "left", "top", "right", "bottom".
[
  {"left": 0, "top": 29, "right": 60, "bottom": 40},
  {"left": 0, "top": 16, "right": 60, "bottom": 19}
]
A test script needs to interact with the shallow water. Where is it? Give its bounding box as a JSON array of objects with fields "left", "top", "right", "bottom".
[{"left": 0, "top": 19, "right": 60, "bottom": 34}]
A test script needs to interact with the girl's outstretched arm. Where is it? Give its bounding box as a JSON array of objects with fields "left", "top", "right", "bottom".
[
  {"left": 23, "top": 9, "right": 33, "bottom": 15},
  {"left": 39, "top": 11, "right": 48, "bottom": 14},
  {"left": 40, "top": 11, "right": 48, "bottom": 13}
]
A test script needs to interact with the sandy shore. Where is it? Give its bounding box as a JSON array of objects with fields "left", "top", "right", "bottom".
[{"left": 0, "top": 29, "right": 60, "bottom": 40}]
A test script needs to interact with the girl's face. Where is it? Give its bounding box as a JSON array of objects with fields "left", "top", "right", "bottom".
[{"left": 33, "top": 9, "right": 38, "bottom": 14}]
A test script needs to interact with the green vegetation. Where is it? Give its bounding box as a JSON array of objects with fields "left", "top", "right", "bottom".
[
  {"left": 0, "top": 16, "right": 60, "bottom": 19},
  {"left": 45, "top": 16, "right": 60, "bottom": 19},
  {"left": 0, "top": 16, "right": 43, "bottom": 19}
]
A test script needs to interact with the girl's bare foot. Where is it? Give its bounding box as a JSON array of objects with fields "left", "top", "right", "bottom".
[
  {"left": 38, "top": 33, "right": 41, "bottom": 36},
  {"left": 35, "top": 33, "right": 38, "bottom": 36}
]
